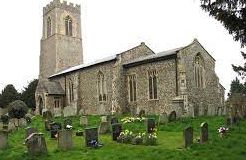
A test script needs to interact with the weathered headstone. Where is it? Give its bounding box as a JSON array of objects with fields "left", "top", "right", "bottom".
[
  {"left": 0, "top": 131, "right": 8, "bottom": 149},
  {"left": 25, "top": 133, "right": 47, "bottom": 156},
  {"left": 50, "top": 122, "right": 62, "bottom": 138},
  {"left": 84, "top": 127, "right": 98, "bottom": 147},
  {"left": 44, "top": 120, "right": 52, "bottom": 131},
  {"left": 80, "top": 116, "right": 88, "bottom": 126},
  {"left": 183, "top": 126, "right": 193, "bottom": 148},
  {"left": 99, "top": 121, "right": 110, "bottom": 134},
  {"left": 200, "top": 122, "right": 208, "bottom": 144},
  {"left": 75, "top": 130, "right": 83, "bottom": 136},
  {"left": 19, "top": 118, "right": 27, "bottom": 127},
  {"left": 25, "top": 116, "right": 32, "bottom": 125},
  {"left": 63, "top": 119, "right": 72, "bottom": 129},
  {"left": 101, "top": 116, "right": 107, "bottom": 122},
  {"left": 43, "top": 110, "right": 53, "bottom": 120},
  {"left": 112, "top": 123, "right": 122, "bottom": 141},
  {"left": 58, "top": 130, "right": 73, "bottom": 151},
  {"left": 158, "top": 112, "right": 168, "bottom": 125},
  {"left": 25, "top": 127, "right": 38, "bottom": 138},
  {"left": 111, "top": 117, "right": 118, "bottom": 125},
  {"left": 138, "top": 109, "right": 146, "bottom": 118},
  {"left": 146, "top": 118, "right": 155, "bottom": 133},
  {"left": 168, "top": 111, "right": 176, "bottom": 122}
]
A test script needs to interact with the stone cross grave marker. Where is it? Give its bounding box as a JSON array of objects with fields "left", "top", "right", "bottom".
[
  {"left": 101, "top": 116, "right": 107, "bottom": 122},
  {"left": 0, "top": 130, "right": 8, "bottom": 149},
  {"left": 58, "top": 130, "right": 73, "bottom": 151},
  {"left": 111, "top": 117, "right": 118, "bottom": 125},
  {"left": 200, "top": 122, "right": 208, "bottom": 144},
  {"left": 112, "top": 123, "right": 122, "bottom": 141},
  {"left": 99, "top": 121, "right": 110, "bottom": 134},
  {"left": 25, "top": 133, "right": 47, "bottom": 156},
  {"left": 183, "top": 126, "right": 193, "bottom": 148},
  {"left": 63, "top": 119, "right": 72, "bottom": 130},
  {"left": 50, "top": 122, "right": 62, "bottom": 138},
  {"left": 146, "top": 118, "right": 155, "bottom": 133},
  {"left": 84, "top": 127, "right": 98, "bottom": 147},
  {"left": 25, "top": 127, "right": 38, "bottom": 139},
  {"left": 80, "top": 116, "right": 88, "bottom": 126},
  {"left": 158, "top": 112, "right": 168, "bottom": 125}
]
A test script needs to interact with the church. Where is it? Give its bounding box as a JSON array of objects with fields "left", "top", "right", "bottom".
[{"left": 35, "top": 0, "right": 225, "bottom": 117}]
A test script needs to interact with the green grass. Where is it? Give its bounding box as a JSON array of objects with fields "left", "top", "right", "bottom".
[{"left": 0, "top": 115, "right": 246, "bottom": 160}]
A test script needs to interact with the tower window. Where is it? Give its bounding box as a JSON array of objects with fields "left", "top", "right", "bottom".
[
  {"left": 128, "top": 75, "right": 137, "bottom": 102},
  {"left": 148, "top": 70, "right": 158, "bottom": 100},
  {"left": 47, "top": 17, "right": 51, "bottom": 37},
  {"left": 65, "top": 16, "right": 73, "bottom": 36},
  {"left": 68, "top": 80, "right": 74, "bottom": 103},
  {"left": 194, "top": 53, "right": 205, "bottom": 88},
  {"left": 98, "top": 71, "right": 107, "bottom": 101}
]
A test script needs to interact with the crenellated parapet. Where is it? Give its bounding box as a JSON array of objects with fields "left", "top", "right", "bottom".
[{"left": 43, "top": 0, "right": 81, "bottom": 15}]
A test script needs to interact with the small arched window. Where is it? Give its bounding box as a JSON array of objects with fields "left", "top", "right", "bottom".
[
  {"left": 194, "top": 53, "right": 205, "bottom": 88},
  {"left": 68, "top": 79, "right": 74, "bottom": 102},
  {"left": 65, "top": 16, "right": 73, "bottom": 36},
  {"left": 98, "top": 71, "right": 107, "bottom": 101},
  {"left": 47, "top": 17, "right": 52, "bottom": 37}
]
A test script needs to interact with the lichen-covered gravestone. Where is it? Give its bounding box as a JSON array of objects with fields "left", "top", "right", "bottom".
[
  {"left": 63, "top": 119, "right": 72, "bottom": 129},
  {"left": 158, "top": 112, "right": 168, "bottom": 125},
  {"left": 200, "top": 122, "right": 208, "bottom": 144},
  {"left": 80, "top": 116, "right": 88, "bottom": 126},
  {"left": 99, "top": 121, "right": 110, "bottom": 134},
  {"left": 183, "top": 126, "right": 193, "bottom": 148},
  {"left": 50, "top": 122, "right": 62, "bottom": 138},
  {"left": 112, "top": 123, "right": 122, "bottom": 141},
  {"left": 146, "top": 118, "right": 155, "bottom": 133},
  {"left": 0, "top": 130, "right": 8, "bottom": 149},
  {"left": 25, "top": 133, "right": 47, "bottom": 156},
  {"left": 25, "top": 127, "right": 38, "bottom": 138},
  {"left": 101, "top": 116, "right": 107, "bottom": 122},
  {"left": 58, "top": 130, "right": 73, "bottom": 150},
  {"left": 84, "top": 127, "right": 98, "bottom": 147}
]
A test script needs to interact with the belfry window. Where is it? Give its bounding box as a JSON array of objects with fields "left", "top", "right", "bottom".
[
  {"left": 194, "top": 53, "right": 205, "bottom": 88},
  {"left": 47, "top": 17, "right": 51, "bottom": 37},
  {"left": 98, "top": 71, "right": 107, "bottom": 101},
  {"left": 148, "top": 70, "right": 158, "bottom": 100},
  {"left": 128, "top": 75, "right": 137, "bottom": 102},
  {"left": 65, "top": 16, "right": 73, "bottom": 36}
]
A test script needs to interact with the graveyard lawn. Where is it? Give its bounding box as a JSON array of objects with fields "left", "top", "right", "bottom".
[{"left": 0, "top": 116, "right": 246, "bottom": 160}]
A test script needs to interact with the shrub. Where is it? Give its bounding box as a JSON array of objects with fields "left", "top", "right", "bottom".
[
  {"left": 0, "top": 114, "right": 10, "bottom": 125},
  {"left": 144, "top": 133, "right": 157, "bottom": 146},
  {"left": 8, "top": 100, "right": 28, "bottom": 122},
  {"left": 117, "top": 130, "right": 134, "bottom": 144},
  {"left": 132, "top": 133, "right": 144, "bottom": 145}
]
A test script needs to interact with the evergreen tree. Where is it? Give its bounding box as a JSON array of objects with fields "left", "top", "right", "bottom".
[
  {"left": 20, "top": 79, "right": 38, "bottom": 109},
  {"left": 229, "top": 77, "right": 245, "bottom": 95},
  {"left": 0, "top": 84, "right": 19, "bottom": 108}
]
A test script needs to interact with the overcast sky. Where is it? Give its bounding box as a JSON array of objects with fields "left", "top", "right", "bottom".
[{"left": 0, "top": 0, "right": 244, "bottom": 97}]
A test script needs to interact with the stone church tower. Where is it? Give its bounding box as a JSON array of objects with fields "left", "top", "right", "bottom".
[{"left": 36, "top": 0, "right": 83, "bottom": 114}]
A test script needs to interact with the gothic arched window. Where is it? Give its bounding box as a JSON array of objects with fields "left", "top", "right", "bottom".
[
  {"left": 194, "top": 53, "right": 205, "bottom": 88},
  {"left": 148, "top": 70, "right": 158, "bottom": 100},
  {"left": 65, "top": 16, "right": 73, "bottom": 36},
  {"left": 98, "top": 71, "right": 107, "bottom": 101},
  {"left": 68, "top": 79, "right": 74, "bottom": 102},
  {"left": 47, "top": 17, "right": 51, "bottom": 37},
  {"left": 128, "top": 74, "right": 137, "bottom": 102}
]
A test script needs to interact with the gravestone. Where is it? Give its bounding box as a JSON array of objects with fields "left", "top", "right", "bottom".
[
  {"left": 43, "top": 110, "right": 53, "bottom": 120},
  {"left": 44, "top": 120, "right": 52, "bottom": 131},
  {"left": 58, "top": 130, "right": 73, "bottom": 151},
  {"left": 112, "top": 123, "right": 122, "bottom": 141},
  {"left": 146, "top": 118, "right": 155, "bottom": 133},
  {"left": 0, "top": 130, "right": 8, "bottom": 149},
  {"left": 84, "top": 127, "right": 98, "bottom": 147},
  {"left": 158, "top": 112, "right": 168, "bottom": 125},
  {"left": 25, "top": 127, "right": 38, "bottom": 138},
  {"left": 75, "top": 130, "right": 83, "bottom": 136},
  {"left": 111, "top": 117, "right": 118, "bottom": 125},
  {"left": 80, "top": 116, "right": 88, "bottom": 126},
  {"left": 50, "top": 122, "right": 62, "bottom": 138},
  {"left": 19, "top": 118, "right": 27, "bottom": 127},
  {"left": 63, "top": 119, "right": 72, "bottom": 129},
  {"left": 183, "top": 126, "right": 193, "bottom": 148},
  {"left": 101, "top": 116, "right": 107, "bottom": 122},
  {"left": 200, "top": 122, "right": 208, "bottom": 143},
  {"left": 25, "top": 116, "right": 32, "bottom": 125},
  {"left": 168, "top": 111, "right": 176, "bottom": 122},
  {"left": 99, "top": 121, "right": 110, "bottom": 134},
  {"left": 25, "top": 133, "right": 47, "bottom": 156}
]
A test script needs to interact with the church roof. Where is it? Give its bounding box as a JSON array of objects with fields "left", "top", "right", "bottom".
[{"left": 43, "top": 81, "right": 65, "bottom": 95}]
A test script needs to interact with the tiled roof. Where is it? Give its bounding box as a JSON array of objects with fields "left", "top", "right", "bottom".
[{"left": 43, "top": 81, "right": 65, "bottom": 95}]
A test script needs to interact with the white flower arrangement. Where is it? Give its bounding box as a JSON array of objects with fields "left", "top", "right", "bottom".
[
  {"left": 218, "top": 127, "right": 229, "bottom": 137},
  {"left": 121, "top": 117, "right": 146, "bottom": 124}
]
